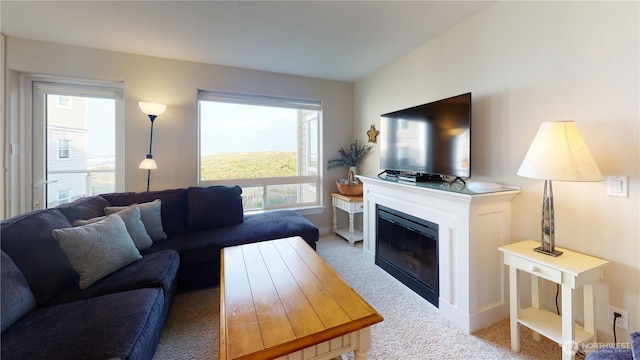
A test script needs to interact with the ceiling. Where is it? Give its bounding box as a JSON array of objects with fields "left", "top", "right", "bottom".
[{"left": 0, "top": 1, "right": 493, "bottom": 82}]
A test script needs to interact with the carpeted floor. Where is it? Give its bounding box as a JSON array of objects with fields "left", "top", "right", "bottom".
[{"left": 153, "top": 234, "right": 565, "bottom": 359}]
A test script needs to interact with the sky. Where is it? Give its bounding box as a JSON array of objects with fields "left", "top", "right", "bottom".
[
  {"left": 199, "top": 101, "right": 297, "bottom": 154},
  {"left": 86, "top": 97, "right": 115, "bottom": 155}
]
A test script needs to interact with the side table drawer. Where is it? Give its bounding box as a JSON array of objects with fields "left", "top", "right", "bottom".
[
  {"left": 506, "top": 255, "right": 562, "bottom": 283},
  {"left": 333, "top": 200, "right": 364, "bottom": 213},
  {"left": 354, "top": 202, "right": 364, "bottom": 213}
]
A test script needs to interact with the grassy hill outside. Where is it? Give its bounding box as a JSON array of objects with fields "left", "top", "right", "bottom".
[
  {"left": 201, "top": 152, "right": 299, "bottom": 209},
  {"left": 200, "top": 151, "right": 296, "bottom": 180}
]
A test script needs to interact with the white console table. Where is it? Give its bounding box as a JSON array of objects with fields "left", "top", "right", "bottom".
[
  {"left": 358, "top": 175, "right": 519, "bottom": 333},
  {"left": 331, "top": 192, "right": 364, "bottom": 244},
  {"left": 498, "top": 240, "right": 609, "bottom": 360}
]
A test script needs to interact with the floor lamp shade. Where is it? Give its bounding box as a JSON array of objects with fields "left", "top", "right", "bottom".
[
  {"left": 139, "top": 156, "right": 157, "bottom": 170},
  {"left": 517, "top": 121, "right": 603, "bottom": 256},
  {"left": 138, "top": 102, "right": 166, "bottom": 117}
]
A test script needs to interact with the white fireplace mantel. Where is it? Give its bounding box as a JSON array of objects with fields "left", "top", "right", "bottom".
[{"left": 358, "top": 175, "right": 520, "bottom": 333}]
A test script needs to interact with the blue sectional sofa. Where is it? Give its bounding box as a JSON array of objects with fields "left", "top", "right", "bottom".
[
  {"left": 586, "top": 332, "right": 640, "bottom": 360},
  {"left": 1, "top": 186, "right": 319, "bottom": 360}
]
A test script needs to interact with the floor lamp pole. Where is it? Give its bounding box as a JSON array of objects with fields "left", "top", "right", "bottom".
[{"left": 143, "top": 115, "right": 156, "bottom": 192}]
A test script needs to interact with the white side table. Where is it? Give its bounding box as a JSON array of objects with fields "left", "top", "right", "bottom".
[
  {"left": 498, "top": 240, "right": 609, "bottom": 360},
  {"left": 331, "top": 192, "right": 364, "bottom": 245}
]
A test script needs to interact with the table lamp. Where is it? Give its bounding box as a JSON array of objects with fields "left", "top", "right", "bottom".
[{"left": 517, "top": 121, "right": 603, "bottom": 256}]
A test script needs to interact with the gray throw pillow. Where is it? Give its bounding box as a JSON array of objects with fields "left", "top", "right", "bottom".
[
  {"left": 51, "top": 215, "right": 142, "bottom": 289},
  {"left": 105, "top": 199, "right": 167, "bottom": 241},
  {"left": 1, "top": 251, "right": 36, "bottom": 332},
  {"left": 75, "top": 205, "right": 152, "bottom": 251},
  {"left": 73, "top": 216, "right": 105, "bottom": 226}
]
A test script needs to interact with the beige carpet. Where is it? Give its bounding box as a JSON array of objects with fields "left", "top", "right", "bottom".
[{"left": 153, "top": 234, "right": 565, "bottom": 360}]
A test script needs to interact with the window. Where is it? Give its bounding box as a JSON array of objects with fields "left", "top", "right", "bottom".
[
  {"left": 58, "top": 189, "right": 70, "bottom": 205},
  {"left": 57, "top": 95, "right": 72, "bottom": 109},
  {"left": 58, "top": 139, "right": 71, "bottom": 159},
  {"left": 198, "top": 91, "right": 321, "bottom": 211}
]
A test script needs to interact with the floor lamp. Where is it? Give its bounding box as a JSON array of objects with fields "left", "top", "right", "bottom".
[
  {"left": 138, "top": 102, "right": 166, "bottom": 191},
  {"left": 517, "top": 120, "right": 603, "bottom": 256}
]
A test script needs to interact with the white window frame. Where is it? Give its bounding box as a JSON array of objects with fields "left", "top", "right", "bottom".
[
  {"left": 5, "top": 75, "right": 124, "bottom": 215},
  {"left": 197, "top": 90, "right": 323, "bottom": 213}
]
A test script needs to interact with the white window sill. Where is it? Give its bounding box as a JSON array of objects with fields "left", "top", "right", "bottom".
[{"left": 244, "top": 205, "right": 325, "bottom": 217}]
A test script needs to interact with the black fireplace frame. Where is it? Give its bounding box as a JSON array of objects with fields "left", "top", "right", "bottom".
[{"left": 375, "top": 205, "right": 439, "bottom": 307}]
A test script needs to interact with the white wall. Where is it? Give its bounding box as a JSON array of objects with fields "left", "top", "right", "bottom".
[
  {"left": 354, "top": 1, "right": 639, "bottom": 341},
  {"left": 3, "top": 36, "right": 355, "bottom": 231}
]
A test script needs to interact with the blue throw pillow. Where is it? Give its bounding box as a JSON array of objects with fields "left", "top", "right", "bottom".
[{"left": 187, "top": 186, "right": 244, "bottom": 232}]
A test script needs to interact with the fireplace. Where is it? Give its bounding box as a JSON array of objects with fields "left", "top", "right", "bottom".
[{"left": 376, "top": 205, "right": 439, "bottom": 307}]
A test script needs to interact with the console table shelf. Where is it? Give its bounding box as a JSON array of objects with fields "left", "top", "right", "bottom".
[{"left": 518, "top": 307, "right": 593, "bottom": 346}]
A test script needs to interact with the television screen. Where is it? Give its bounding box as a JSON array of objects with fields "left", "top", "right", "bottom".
[{"left": 380, "top": 93, "right": 471, "bottom": 178}]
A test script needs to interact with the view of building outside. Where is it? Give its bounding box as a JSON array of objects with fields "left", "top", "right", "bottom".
[{"left": 46, "top": 95, "right": 116, "bottom": 208}]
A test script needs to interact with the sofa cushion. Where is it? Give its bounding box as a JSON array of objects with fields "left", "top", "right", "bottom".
[
  {"left": 101, "top": 188, "right": 188, "bottom": 235},
  {"left": 187, "top": 185, "right": 244, "bottom": 232},
  {"left": 47, "top": 249, "right": 180, "bottom": 306},
  {"left": 0, "top": 208, "right": 77, "bottom": 306},
  {"left": 1, "top": 288, "right": 166, "bottom": 360},
  {"left": 52, "top": 215, "right": 142, "bottom": 289},
  {"left": 56, "top": 195, "right": 111, "bottom": 224},
  {"left": 106, "top": 199, "right": 167, "bottom": 242},
  {"left": 1, "top": 251, "right": 36, "bottom": 332},
  {"left": 79, "top": 204, "right": 153, "bottom": 250},
  {"left": 180, "top": 209, "right": 318, "bottom": 266}
]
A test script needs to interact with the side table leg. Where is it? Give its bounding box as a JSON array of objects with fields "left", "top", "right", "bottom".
[
  {"left": 348, "top": 212, "right": 355, "bottom": 245},
  {"left": 583, "top": 284, "right": 596, "bottom": 342},
  {"left": 531, "top": 275, "right": 542, "bottom": 342},
  {"left": 332, "top": 205, "right": 338, "bottom": 234},
  {"left": 509, "top": 266, "right": 521, "bottom": 352},
  {"left": 561, "top": 285, "right": 575, "bottom": 360}
]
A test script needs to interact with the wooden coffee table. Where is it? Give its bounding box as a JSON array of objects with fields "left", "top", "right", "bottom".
[{"left": 220, "top": 236, "right": 383, "bottom": 360}]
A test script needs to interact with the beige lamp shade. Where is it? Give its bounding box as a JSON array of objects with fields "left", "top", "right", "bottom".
[
  {"left": 517, "top": 121, "right": 603, "bottom": 182},
  {"left": 139, "top": 157, "right": 157, "bottom": 170},
  {"left": 138, "top": 102, "right": 167, "bottom": 116}
]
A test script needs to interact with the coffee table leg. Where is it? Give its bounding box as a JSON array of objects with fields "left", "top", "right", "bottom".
[{"left": 354, "top": 327, "right": 372, "bottom": 360}]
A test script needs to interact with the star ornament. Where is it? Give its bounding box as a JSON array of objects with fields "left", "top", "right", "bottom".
[{"left": 367, "top": 124, "right": 379, "bottom": 143}]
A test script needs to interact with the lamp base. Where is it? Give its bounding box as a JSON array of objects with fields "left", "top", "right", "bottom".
[{"left": 533, "top": 246, "right": 563, "bottom": 257}]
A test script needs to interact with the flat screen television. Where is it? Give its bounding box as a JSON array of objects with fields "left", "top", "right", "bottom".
[{"left": 380, "top": 92, "right": 471, "bottom": 179}]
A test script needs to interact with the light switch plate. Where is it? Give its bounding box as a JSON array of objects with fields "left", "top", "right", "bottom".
[{"left": 607, "top": 176, "right": 628, "bottom": 198}]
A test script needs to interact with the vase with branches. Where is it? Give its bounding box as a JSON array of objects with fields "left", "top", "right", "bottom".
[{"left": 327, "top": 140, "right": 372, "bottom": 182}]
